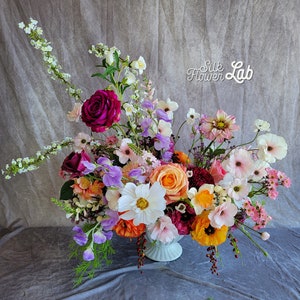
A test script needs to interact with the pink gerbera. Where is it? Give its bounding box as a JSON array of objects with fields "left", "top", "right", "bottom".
[{"left": 200, "top": 110, "right": 239, "bottom": 143}]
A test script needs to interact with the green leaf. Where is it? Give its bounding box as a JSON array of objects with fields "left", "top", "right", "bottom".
[
  {"left": 59, "top": 180, "right": 74, "bottom": 200},
  {"left": 113, "top": 51, "right": 120, "bottom": 69},
  {"left": 212, "top": 148, "right": 226, "bottom": 156}
]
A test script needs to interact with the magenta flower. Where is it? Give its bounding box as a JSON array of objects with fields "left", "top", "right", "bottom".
[
  {"left": 60, "top": 150, "right": 91, "bottom": 178},
  {"left": 81, "top": 90, "right": 121, "bottom": 133}
]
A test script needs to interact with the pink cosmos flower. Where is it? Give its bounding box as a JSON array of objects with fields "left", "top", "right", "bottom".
[
  {"left": 147, "top": 215, "right": 179, "bottom": 243},
  {"left": 222, "top": 148, "right": 254, "bottom": 179},
  {"left": 73, "top": 132, "right": 91, "bottom": 152},
  {"left": 114, "top": 138, "right": 137, "bottom": 164},
  {"left": 208, "top": 202, "right": 238, "bottom": 228},
  {"left": 256, "top": 133, "right": 288, "bottom": 163},
  {"left": 200, "top": 110, "right": 239, "bottom": 143}
]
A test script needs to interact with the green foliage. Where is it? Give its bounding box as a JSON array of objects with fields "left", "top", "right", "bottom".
[
  {"left": 59, "top": 180, "right": 74, "bottom": 200},
  {"left": 51, "top": 197, "right": 75, "bottom": 214},
  {"left": 69, "top": 232, "right": 115, "bottom": 286}
]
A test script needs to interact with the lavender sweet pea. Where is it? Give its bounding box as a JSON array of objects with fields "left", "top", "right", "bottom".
[{"left": 81, "top": 90, "right": 121, "bottom": 133}]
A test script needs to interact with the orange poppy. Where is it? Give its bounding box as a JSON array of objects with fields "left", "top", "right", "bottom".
[{"left": 191, "top": 210, "right": 228, "bottom": 246}]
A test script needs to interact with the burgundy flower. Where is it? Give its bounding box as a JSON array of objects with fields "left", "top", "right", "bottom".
[
  {"left": 81, "top": 90, "right": 121, "bottom": 133},
  {"left": 60, "top": 150, "right": 90, "bottom": 178},
  {"left": 165, "top": 201, "right": 196, "bottom": 235},
  {"left": 188, "top": 166, "right": 214, "bottom": 189}
]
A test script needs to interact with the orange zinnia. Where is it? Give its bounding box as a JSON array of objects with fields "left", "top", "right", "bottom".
[
  {"left": 191, "top": 210, "right": 228, "bottom": 246},
  {"left": 114, "top": 218, "right": 146, "bottom": 238}
]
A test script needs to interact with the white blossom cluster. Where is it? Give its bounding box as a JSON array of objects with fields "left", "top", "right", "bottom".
[
  {"left": 18, "top": 18, "right": 82, "bottom": 101},
  {"left": 2, "top": 137, "right": 73, "bottom": 179}
]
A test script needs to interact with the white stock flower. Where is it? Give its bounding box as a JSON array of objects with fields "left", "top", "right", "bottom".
[
  {"left": 123, "top": 103, "right": 137, "bottom": 116},
  {"left": 125, "top": 71, "right": 136, "bottom": 85},
  {"left": 105, "top": 48, "right": 115, "bottom": 65},
  {"left": 131, "top": 56, "right": 146, "bottom": 74},
  {"left": 256, "top": 133, "right": 288, "bottom": 163},
  {"left": 254, "top": 119, "right": 271, "bottom": 132}
]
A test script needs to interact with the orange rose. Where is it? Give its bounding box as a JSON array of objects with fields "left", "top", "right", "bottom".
[
  {"left": 149, "top": 163, "right": 188, "bottom": 204},
  {"left": 190, "top": 210, "right": 228, "bottom": 246},
  {"left": 114, "top": 218, "right": 146, "bottom": 238}
]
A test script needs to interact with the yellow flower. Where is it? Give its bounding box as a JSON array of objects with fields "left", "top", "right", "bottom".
[{"left": 191, "top": 210, "right": 228, "bottom": 246}]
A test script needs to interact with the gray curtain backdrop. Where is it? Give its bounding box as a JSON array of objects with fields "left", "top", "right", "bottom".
[{"left": 0, "top": 0, "right": 299, "bottom": 229}]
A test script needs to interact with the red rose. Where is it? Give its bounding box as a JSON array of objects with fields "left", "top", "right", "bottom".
[
  {"left": 60, "top": 151, "right": 90, "bottom": 178},
  {"left": 81, "top": 90, "right": 121, "bottom": 132}
]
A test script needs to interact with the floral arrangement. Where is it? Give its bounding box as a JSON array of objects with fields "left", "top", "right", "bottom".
[{"left": 2, "top": 18, "right": 291, "bottom": 285}]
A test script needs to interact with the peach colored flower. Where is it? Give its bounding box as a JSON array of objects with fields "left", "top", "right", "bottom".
[
  {"left": 72, "top": 177, "right": 104, "bottom": 200},
  {"left": 149, "top": 163, "right": 188, "bottom": 204},
  {"left": 67, "top": 103, "right": 82, "bottom": 122}
]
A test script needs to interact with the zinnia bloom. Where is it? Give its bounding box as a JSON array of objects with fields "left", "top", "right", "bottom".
[
  {"left": 118, "top": 182, "right": 166, "bottom": 225},
  {"left": 200, "top": 109, "right": 239, "bottom": 143},
  {"left": 256, "top": 133, "right": 288, "bottom": 163},
  {"left": 191, "top": 210, "right": 228, "bottom": 246}
]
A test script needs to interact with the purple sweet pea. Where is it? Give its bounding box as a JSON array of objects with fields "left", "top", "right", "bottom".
[
  {"left": 72, "top": 226, "right": 88, "bottom": 246},
  {"left": 154, "top": 133, "right": 171, "bottom": 151},
  {"left": 128, "top": 168, "right": 146, "bottom": 183},
  {"left": 83, "top": 248, "right": 95, "bottom": 261},
  {"left": 97, "top": 157, "right": 112, "bottom": 167},
  {"left": 93, "top": 231, "right": 107, "bottom": 244},
  {"left": 156, "top": 109, "right": 171, "bottom": 122},
  {"left": 101, "top": 210, "right": 119, "bottom": 231},
  {"left": 103, "top": 230, "right": 113, "bottom": 240},
  {"left": 103, "top": 165, "right": 122, "bottom": 187},
  {"left": 141, "top": 118, "right": 152, "bottom": 137},
  {"left": 141, "top": 99, "right": 154, "bottom": 110},
  {"left": 82, "top": 161, "right": 96, "bottom": 175}
]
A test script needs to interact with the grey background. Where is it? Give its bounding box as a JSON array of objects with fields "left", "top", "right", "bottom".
[{"left": 0, "top": 0, "right": 299, "bottom": 229}]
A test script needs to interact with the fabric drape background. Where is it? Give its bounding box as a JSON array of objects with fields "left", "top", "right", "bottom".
[{"left": 0, "top": 0, "right": 299, "bottom": 230}]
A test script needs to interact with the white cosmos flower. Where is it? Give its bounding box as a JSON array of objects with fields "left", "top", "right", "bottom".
[
  {"left": 157, "top": 98, "right": 179, "bottom": 119},
  {"left": 186, "top": 108, "right": 200, "bottom": 125},
  {"left": 158, "top": 120, "right": 172, "bottom": 137},
  {"left": 222, "top": 148, "right": 254, "bottom": 179},
  {"left": 131, "top": 56, "right": 146, "bottom": 74},
  {"left": 250, "top": 160, "right": 270, "bottom": 181},
  {"left": 254, "top": 119, "right": 271, "bottom": 132},
  {"left": 208, "top": 202, "right": 238, "bottom": 228},
  {"left": 256, "top": 133, "right": 288, "bottom": 163},
  {"left": 118, "top": 182, "right": 166, "bottom": 225}
]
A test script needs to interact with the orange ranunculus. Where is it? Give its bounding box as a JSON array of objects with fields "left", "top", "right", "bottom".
[
  {"left": 149, "top": 163, "right": 188, "bottom": 204},
  {"left": 114, "top": 218, "right": 146, "bottom": 238},
  {"left": 174, "top": 150, "right": 190, "bottom": 164},
  {"left": 190, "top": 210, "right": 228, "bottom": 246}
]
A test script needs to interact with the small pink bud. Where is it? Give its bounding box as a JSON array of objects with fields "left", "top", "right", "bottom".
[{"left": 261, "top": 232, "right": 270, "bottom": 241}]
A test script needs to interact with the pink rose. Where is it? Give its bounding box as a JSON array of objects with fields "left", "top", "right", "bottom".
[
  {"left": 209, "top": 159, "right": 226, "bottom": 184},
  {"left": 60, "top": 151, "right": 90, "bottom": 178},
  {"left": 81, "top": 90, "right": 121, "bottom": 132}
]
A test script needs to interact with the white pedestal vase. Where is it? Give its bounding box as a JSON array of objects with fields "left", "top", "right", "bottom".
[{"left": 144, "top": 231, "right": 183, "bottom": 262}]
